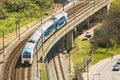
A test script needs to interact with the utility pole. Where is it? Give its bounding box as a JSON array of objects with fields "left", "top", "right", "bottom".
[
  {"left": 42, "top": 30, "right": 44, "bottom": 55},
  {"left": 15, "top": 16, "right": 20, "bottom": 40},
  {"left": 68, "top": 50, "right": 71, "bottom": 73},
  {"left": 94, "top": 0, "right": 95, "bottom": 6},
  {"left": 62, "top": 0, "right": 64, "bottom": 11},
  {"left": 40, "top": 4, "right": 43, "bottom": 24},
  {"left": 37, "top": 53, "right": 39, "bottom": 77},
  {"left": 87, "top": 58, "right": 89, "bottom": 80},
  {"left": 18, "top": 17, "right": 20, "bottom": 40},
  {"left": 73, "top": 0, "right": 76, "bottom": 20},
  {"left": 2, "top": 31, "right": 5, "bottom": 57},
  {"left": 15, "top": 17, "right": 18, "bottom": 37}
]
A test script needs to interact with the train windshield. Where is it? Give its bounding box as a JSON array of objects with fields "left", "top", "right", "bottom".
[
  {"left": 23, "top": 54, "right": 31, "bottom": 58},
  {"left": 23, "top": 51, "right": 31, "bottom": 58}
]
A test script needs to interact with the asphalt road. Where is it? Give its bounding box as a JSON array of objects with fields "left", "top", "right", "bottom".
[{"left": 83, "top": 55, "right": 120, "bottom": 80}]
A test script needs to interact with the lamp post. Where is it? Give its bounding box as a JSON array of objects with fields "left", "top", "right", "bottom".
[{"left": 93, "top": 73, "right": 101, "bottom": 80}]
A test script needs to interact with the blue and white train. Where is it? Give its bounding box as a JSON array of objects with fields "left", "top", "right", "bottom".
[{"left": 21, "top": 11, "right": 67, "bottom": 64}]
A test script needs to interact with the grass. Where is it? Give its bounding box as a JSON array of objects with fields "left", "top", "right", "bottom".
[
  {"left": 0, "top": 12, "right": 38, "bottom": 37},
  {"left": 41, "top": 63, "right": 47, "bottom": 80},
  {"left": 70, "top": 38, "right": 91, "bottom": 68},
  {"left": 93, "top": 47, "right": 120, "bottom": 64},
  {"left": 70, "top": 38, "right": 120, "bottom": 68},
  {"left": 112, "top": 0, "right": 120, "bottom": 5}
]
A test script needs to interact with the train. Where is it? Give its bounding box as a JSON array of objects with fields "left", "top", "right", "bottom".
[{"left": 21, "top": 11, "right": 67, "bottom": 64}]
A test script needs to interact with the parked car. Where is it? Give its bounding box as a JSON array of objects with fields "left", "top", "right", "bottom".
[
  {"left": 85, "top": 31, "right": 91, "bottom": 38},
  {"left": 113, "top": 64, "right": 119, "bottom": 71},
  {"left": 117, "top": 58, "right": 120, "bottom": 64},
  {"left": 82, "top": 36, "right": 88, "bottom": 40}
]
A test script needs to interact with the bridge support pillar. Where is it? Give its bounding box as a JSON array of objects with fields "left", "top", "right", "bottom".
[
  {"left": 107, "top": 2, "right": 111, "bottom": 14},
  {"left": 66, "top": 30, "right": 73, "bottom": 51},
  {"left": 87, "top": 18, "right": 90, "bottom": 28}
]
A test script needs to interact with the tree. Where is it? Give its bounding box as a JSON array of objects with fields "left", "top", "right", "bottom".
[
  {"left": 0, "top": 2, "right": 6, "bottom": 19},
  {"left": 93, "top": 3, "right": 120, "bottom": 52}
]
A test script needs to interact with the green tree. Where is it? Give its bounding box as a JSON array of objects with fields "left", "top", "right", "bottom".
[
  {"left": 0, "top": 2, "right": 6, "bottom": 19},
  {"left": 93, "top": 3, "right": 120, "bottom": 52}
]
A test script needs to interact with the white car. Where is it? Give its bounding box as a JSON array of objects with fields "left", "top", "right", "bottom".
[
  {"left": 113, "top": 64, "right": 119, "bottom": 71},
  {"left": 117, "top": 58, "right": 120, "bottom": 64},
  {"left": 85, "top": 31, "right": 91, "bottom": 38}
]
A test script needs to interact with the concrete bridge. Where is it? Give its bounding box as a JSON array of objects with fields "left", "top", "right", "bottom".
[{"left": 37, "top": 0, "right": 111, "bottom": 61}]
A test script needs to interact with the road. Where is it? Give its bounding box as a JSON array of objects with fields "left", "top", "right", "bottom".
[
  {"left": 83, "top": 55, "right": 120, "bottom": 80},
  {"left": 78, "top": 23, "right": 102, "bottom": 39}
]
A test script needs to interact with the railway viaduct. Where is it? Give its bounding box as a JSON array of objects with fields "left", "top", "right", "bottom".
[{"left": 40, "top": 0, "right": 111, "bottom": 61}]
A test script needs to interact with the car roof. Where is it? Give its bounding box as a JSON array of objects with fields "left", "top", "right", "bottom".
[
  {"left": 54, "top": 11, "right": 67, "bottom": 20},
  {"left": 39, "top": 20, "right": 54, "bottom": 31},
  {"left": 114, "top": 64, "right": 119, "bottom": 66},
  {"left": 118, "top": 58, "right": 120, "bottom": 60},
  {"left": 23, "top": 42, "right": 35, "bottom": 53},
  {"left": 29, "top": 29, "right": 42, "bottom": 42}
]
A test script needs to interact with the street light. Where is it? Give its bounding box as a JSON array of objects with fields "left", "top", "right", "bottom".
[{"left": 93, "top": 73, "right": 101, "bottom": 80}]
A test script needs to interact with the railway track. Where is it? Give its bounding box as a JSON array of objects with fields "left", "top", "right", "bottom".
[
  {"left": 2, "top": 38, "right": 32, "bottom": 80},
  {"left": 67, "top": 0, "right": 102, "bottom": 22},
  {"left": 49, "top": 53, "right": 69, "bottom": 80},
  {"left": 2, "top": 0, "right": 108, "bottom": 80},
  {"left": 53, "top": 55, "right": 65, "bottom": 80}
]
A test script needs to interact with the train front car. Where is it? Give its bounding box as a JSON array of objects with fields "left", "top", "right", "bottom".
[
  {"left": 21, "top": 29, "right": 43, "bottom": 64},
  {"left": 21, "top": 42, "right": 35, "bottom": 64}
]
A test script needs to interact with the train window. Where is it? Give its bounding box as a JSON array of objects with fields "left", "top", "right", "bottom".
[
  {"left": 47, "top": 25, "right": 53, "bottom": 31},
  {"left": 59, "top": 17, "right": 64, "bottom": 20},
  {"left": 23, "top": 55, "right": 31, "bottom": 58},
  {"left": 28, "top": 39, "right": 35, "bottom": 43}
]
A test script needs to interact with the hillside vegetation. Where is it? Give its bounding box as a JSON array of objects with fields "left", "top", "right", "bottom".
[
  {"left": 91, "top": 0, "right": 120, "bottom": 63},
  {"left": 93, "top": 0, "right": 120, "bottom": 51},
  {"left": 0, "top": 0, "right": 54, "bottom": 37}
]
